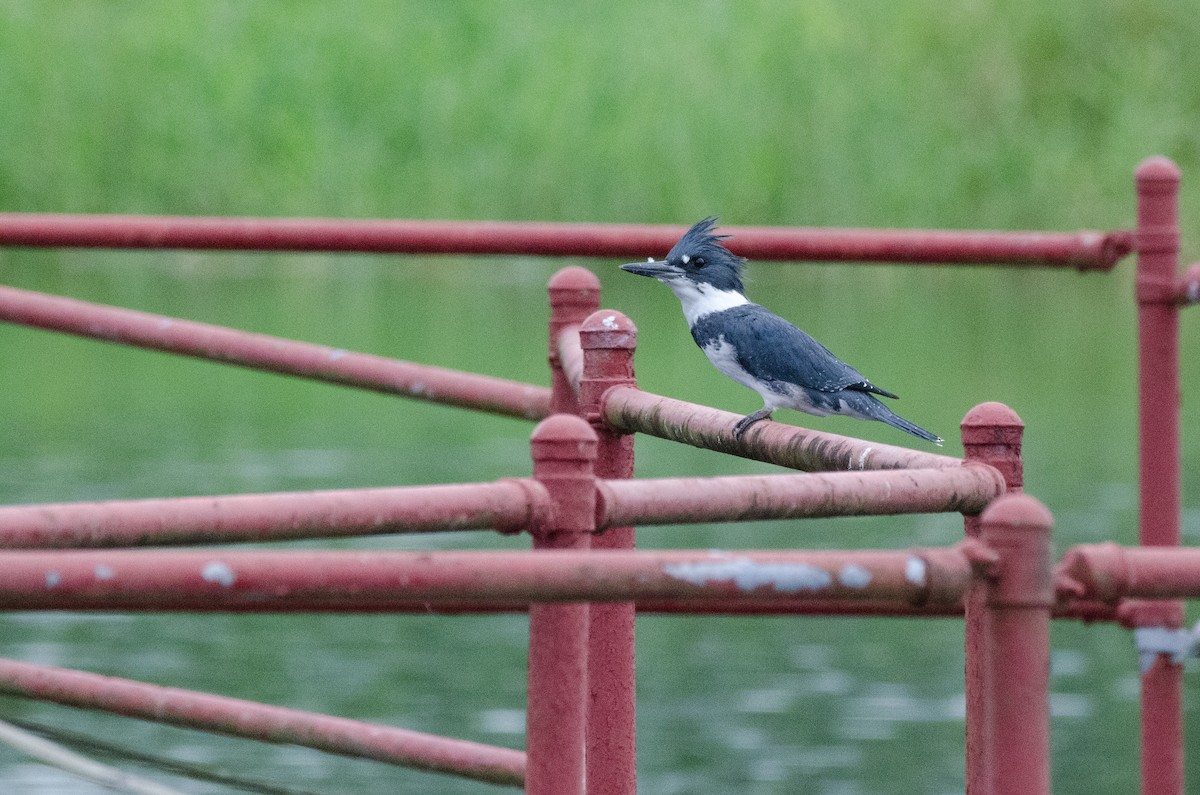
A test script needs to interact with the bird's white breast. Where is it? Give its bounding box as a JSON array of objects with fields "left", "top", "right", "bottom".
[
  {"left": 701, "top": 335, "right": 838, "bottom": 416},
  {"left": 701, "top": 336, "right": 778, "bottom": 400},
  {"left": 668, "top": 282, "right": 750, "bottom": 326}
]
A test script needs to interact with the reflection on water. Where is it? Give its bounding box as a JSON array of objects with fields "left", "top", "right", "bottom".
[{"left": 476, "top": 708, "right": 525, "bottom": 735}]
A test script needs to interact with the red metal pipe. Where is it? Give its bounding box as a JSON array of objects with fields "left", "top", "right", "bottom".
[
  {"left": 545, "top": 280, "right": 608, "bottom": 794},
  {"left": 959, "top": 402, "right": 1024, "bottom": 795},
  {"left": 0, "top": 547, "right": 975, "bottom": 610},
  {"left": 1058, "top": 544, "right": 1200, "bottom": 601},
  {"left": 556, "top": 324, "right": 585, "bottom": 395},
  {"left": 579, "top": 310, "right": 639, "bottom": 795},
  {"left": 547, "top": 267, "right": 600, "bottom": 414},
  {"left": 598, "top": 464, "right": 1004, "bottom": 528},
  {"left": 1135, "top": 156, "right": 1185, "bottom": 795},
  {"left": 36, "top": 594, "right": 1110, "bottom": 621},
  {"left": 0, "top": 283, "right": 550, "bottom": 421},
  {"left": 724, "top": 224, "right": 1132, "bottom": 270},
  {"left": 527, "top": 416, "right": 597, "bottom": 795},
  {"left": 0, "top": 480, "right": 541, "bottom": 548},
  {"left": 0, "top": 465, "right": 1000, "bottom": 549},
  {"left": 1135, "top": 158, "right": 1184, "bottom": 550},
  {"left": 0, "top": 658, "right": 524, "bottom": 786},
  {"left": 979, "top": 494, "right": 1054, "bottom": 795},
  {"left": 0, "top": 213, "right": 1131, "bottom": 269},
  {"left": 1141, "top": 649, "right": 1186, "bottom": 795},
  {"left": 600, "top": 385, "right": 960, "bottom": 472}
]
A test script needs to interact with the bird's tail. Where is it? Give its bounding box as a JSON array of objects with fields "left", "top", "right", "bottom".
[
  {"left": 850, "top": 393, "right": 944, "bottom": 446},
  {"left": 880, "top": 411, "right": 944, "bottom": 446}
]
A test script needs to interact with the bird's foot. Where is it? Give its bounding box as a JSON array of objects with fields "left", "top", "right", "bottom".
[{"left": 732, "top": 409, "right": 773, "bottom": 440}]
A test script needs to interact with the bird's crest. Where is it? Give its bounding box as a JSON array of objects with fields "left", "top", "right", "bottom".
[
  {"left": 669, "top": 216, "right": 732, "bottom": 260},
  {"left": 668, "top": 217, "right": 746, "bottom": 292}
]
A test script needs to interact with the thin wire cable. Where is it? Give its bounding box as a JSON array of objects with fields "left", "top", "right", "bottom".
[{"left": 0, "top": 717, "right": 187, "bottom": 795}]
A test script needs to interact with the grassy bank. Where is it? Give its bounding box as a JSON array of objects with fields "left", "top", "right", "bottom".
[{"left": 0, "top": 1, "right": 1196, "bottom": 244}]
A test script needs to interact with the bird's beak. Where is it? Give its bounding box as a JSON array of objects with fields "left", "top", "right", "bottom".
[{"left": 619, "top": 259, "right": 682, "bottom": 280}]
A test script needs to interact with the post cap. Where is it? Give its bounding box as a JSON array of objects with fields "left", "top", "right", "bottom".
[
  {"left": 979, "top": 492, "right": 1053, "bottom": 533},
  {"left": 580, "top": 309, "right": 637, "bottom": 349},
  {"left": 980, "top": 493, "right": 1054, "bottom": 608},
  {"left": 1136, "top": 156, "right": 1181, "bottom": 190},
  {"left": 547, "top": 266, "right": 601, "bottom": 306},
  {"left": 961, "top": 401, "right": 1024, "bottom": 430},
  {"left": 960, "top": 403, "right": 1024, "bottom": 462},
  {"left": 530, "top": 413, "right": 599, "bottom": 461}
]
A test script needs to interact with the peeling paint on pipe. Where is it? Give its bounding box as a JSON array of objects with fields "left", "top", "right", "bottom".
[
  {"left": 601, "top": 386, "right": 960, "bottom": 472},
  {"left": 0, "top": 548, "right": 974, "bottom": 610},
  {"left": 663, "top": 558, "right": 833, "bottom": 593}
]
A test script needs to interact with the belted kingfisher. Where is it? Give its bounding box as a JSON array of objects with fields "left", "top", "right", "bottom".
[{"left": 620, "top": 217, "right": 943, "bottom": 445}]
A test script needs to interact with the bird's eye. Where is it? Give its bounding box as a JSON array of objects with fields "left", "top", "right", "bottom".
[{"left": 692, "top": 257, "right": 706, "bottom": 268}]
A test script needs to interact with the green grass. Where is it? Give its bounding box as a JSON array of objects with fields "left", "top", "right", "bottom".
[{"left": 0, "top": 0, "right": 1197, "bottom": 247}]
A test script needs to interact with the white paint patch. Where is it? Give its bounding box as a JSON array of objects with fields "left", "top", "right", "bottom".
[
  {"left": 600, "top": 314, "right": 619, "bottom": 330},
  {"left": 856, "top": 447, "right": 873, "bottom": 470},
  {"left": 201, "top": 561, "right": 237, "bottom": 588},
  {"left": 647, "top": 257, "right": 654, "bottom": 263},
  {"left": 328, "top": 349, "right": 347, "bottom": 362},
  {"left": 905, "top": 556, "right": 927, "bottom": 587},
  {"left": 838, "top": 564, "right": 872, "bottom": 589},
  {"left": 94, "top": 565, "right": 115, "bottom": 581},
  {"left": 664, "top": 557, "right": 832, "bottom": 593},
  {"left": 45, "top": 571, "right": 61, "bottom": 589}
]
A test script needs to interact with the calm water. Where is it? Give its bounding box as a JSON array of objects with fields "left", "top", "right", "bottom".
[{"left": 0, "top": 249, "right": 1197, "bottom": 793}]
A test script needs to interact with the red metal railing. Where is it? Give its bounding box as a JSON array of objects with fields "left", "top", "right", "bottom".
[
  {"left": 1133, "top": 158, "right": 1188, "bottom": 795},
  {"left": 0, "top": 658, "right": 526, "bottom": 786},
  {"left": 0, "top": 212, "right": 1131, "bottom": 268},
  {"left": 0, "top": 282, "right": 550, "bottom": 420},
  {"left": 0, "top": 157, "right": 1192, "bottom": 795}
]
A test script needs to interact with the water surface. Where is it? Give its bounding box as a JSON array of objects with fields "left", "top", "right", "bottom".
[{"left": 0, "top": 249, "right": 1196, "bottom": 793}]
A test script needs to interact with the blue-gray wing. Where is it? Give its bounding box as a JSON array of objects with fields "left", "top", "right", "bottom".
[{"left": 690, "top": 304, "right": 898, "bottom": 397}]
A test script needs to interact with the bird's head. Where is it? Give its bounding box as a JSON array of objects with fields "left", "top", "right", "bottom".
[{"left": 620, "top": 217, "right": 746, "bottom": 295}]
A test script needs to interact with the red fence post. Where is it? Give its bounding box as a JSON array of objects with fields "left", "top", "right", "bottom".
[
  {"left": 979, "top": 494, "right": 1053, "bottom": 795},
  {"left": 580, "top": 309, "right": 638, "bottom": 795},
  {"left": 960, "top": 403, "right": 1023, "bottom": 794},
  {"left": 1134, "top": 156, "right": 1185, "bottom": 795},
  {"left": 527, "top": 415, "right": 597, "bottom": 795},
  {"left": 548, "top": 267, "right": 601, "bottom": 415}
]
